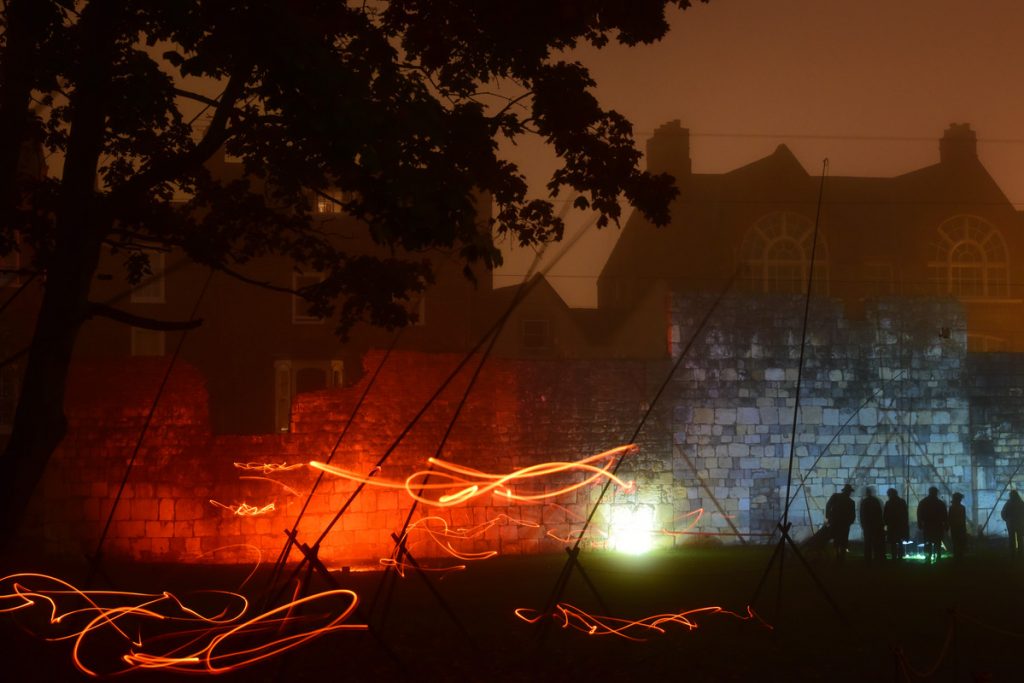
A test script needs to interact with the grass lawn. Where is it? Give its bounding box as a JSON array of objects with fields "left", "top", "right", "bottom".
[{"left": 3, "top": 540, "right": 1024, "bottom": 681}]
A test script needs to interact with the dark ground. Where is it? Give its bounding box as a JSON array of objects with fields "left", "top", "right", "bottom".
[{"left": 3, "top": 540, "right": 1024, "bottom": 682}]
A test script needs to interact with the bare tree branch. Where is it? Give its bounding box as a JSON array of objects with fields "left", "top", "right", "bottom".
[{"left": 87, "top": 302, "right": 203, "bottom": 331}]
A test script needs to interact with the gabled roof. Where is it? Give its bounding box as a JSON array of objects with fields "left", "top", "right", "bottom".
[
  {"left": 602, "top": 131, "right": 1021, "bottom": 289},
  {"left": 724, "top": 144, "right": 808, "bottom": 181},
  {"left": 601, "top": 144, "right": 819, "bottom": 283}
]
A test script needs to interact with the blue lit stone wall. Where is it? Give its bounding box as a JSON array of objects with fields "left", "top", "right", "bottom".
[
  {"left": 646, "top": 294, "right": 975, "bottom": 544},
  {"left": 964, "top": 353, "right": 1024, "bottom": 537}
]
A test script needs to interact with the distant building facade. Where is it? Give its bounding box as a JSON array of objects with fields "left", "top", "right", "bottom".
[{"left": 597, "top": 121, "right": 1024, "bottom": 356}]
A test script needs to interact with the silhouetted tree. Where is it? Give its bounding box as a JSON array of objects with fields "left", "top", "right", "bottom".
[{"left": 0, "top": 0, "right": 700, "bottom": 543}]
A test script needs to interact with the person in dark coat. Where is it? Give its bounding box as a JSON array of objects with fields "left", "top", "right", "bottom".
[
  {"left": 884, "top": 488, "right": 910, "bottom": 560},
  {"left": 948, "top": 492, "right": 968, "bottom": 561},
  {"left": 825, "top": 484, "right": 856, "bottom": 562},
  {"left": 917, "top": 486, "right": 948, "bottom": 563},
  {"left": 1001, "top": 490, "right": 1024, "bottom": 558},
  {"left": 859, "top": 486, "right": 885, "bottom": 564}
]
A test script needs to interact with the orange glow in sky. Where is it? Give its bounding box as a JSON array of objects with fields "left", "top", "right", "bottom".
[{"left": 495, "top": 1, "right": 1024, "bottom": 307}]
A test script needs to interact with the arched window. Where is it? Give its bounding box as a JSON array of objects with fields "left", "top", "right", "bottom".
[
  {"left": 930, "top": 215, "right": 1008, "bottom": 298},
  {"left": 739, "top": 212, "right": 828, "bottom": 294}
]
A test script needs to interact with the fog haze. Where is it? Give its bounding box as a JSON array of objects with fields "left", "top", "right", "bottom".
[{"left": 495, "top": 0, "right": 1024, "bottom": 306}]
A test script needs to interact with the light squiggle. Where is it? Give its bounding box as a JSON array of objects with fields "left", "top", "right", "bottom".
[
  {"left": 311, "top": 444, "right": 637, "bottom": 507},
  {"left": 541, "top": 503, "right": 608, "bottom": 544},
  {"left": 514, "top": 602, "right": 769, "bottom": 641},
  {"left": 238, "top": 476, "right": 301, "bottom": 497},
  {"left": 232, "top": 462, "right": 305, "bottom": 474},
  {"left": 209, "top": 500, "right": 276, "bottom": 516},
  {"left": 384, "top": 514, "right": 542, "bottom": 575},
  {"left": 0, "top": 573, "right": 365, "bottom": 676}
]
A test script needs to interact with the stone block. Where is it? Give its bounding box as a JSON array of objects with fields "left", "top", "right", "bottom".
[
  {"left": 145, "top": 520, "right": 174, "bottom": 538},
  {"left": 737, "top": 407, "right": 760, "bottom": 425},
  {"left": 175, "top": 498, "right": 205, "bottom": 521},
  {"left": 693, "top": 408, "right": 714, "bottom": 424},
  {"left": 728, "top": 443, "right": 749, "bottom": 458},
  {"left": 158, "top": 498, "right": 175, "bottom": 521},
  {"left": 859, "top": 407, "right": 877, "bottom": 427},
  {"left": 714, "top": 408, "right": 736, "bottom": 425},
  {"left": 800, "top": 406, "right": 823, "bottom": 425}
]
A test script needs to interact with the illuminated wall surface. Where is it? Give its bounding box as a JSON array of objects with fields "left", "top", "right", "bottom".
[
  {"left": 22, "top": 352, "right": 663, "bottom": 564},
  {"left": 20, "top": 295, "right": 1023, "bottom": 563},
  {"left": 665, "top": 295, "right": 1021, "bottom": 541}
]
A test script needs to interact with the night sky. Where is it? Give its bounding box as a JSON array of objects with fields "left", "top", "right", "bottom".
[{"left": 495, "top": 0, "right": 1024, "bottom": 306}]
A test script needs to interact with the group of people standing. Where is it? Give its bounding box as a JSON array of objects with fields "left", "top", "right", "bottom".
[{"left": 824, "top": 484, "right": 974, "bottom": 563}]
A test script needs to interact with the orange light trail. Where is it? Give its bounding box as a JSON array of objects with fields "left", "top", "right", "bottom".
[
  {"left": 660, "top": 508, "right": 704, "bottom": 536},
  {"left": 311, "top": 444, "right": 637, "bottom": 507},
  {"left": 540, "top": 503, "right": 608, "bottom": 544},
  {"left": 0, "top": 573, "right": 365, "bottom": 676},
  {"left": 378, "top": 559, "right": 468, "bottom": 577},
  {"left": 232, "top": 461, "right": 305, "bottom": 474},
  {"left": 658, "top": 509, "right": 746, "bottom": 538},
  {"left": 238, "top": 476, "right": 301, "bottom": 497},
  {"left": 515, "top": 602, "right": 769, "bottom": 641},
  {"left": 384, "top": 514, "right": 542, "bottom": 574},
  {"left": 209, "top": 500, "right": 276, "bottom": 516}
]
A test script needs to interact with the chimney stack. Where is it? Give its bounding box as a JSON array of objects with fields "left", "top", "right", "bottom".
[
  {"left": 940, "top": 123, "right": 977, "bottom": 165},
  {"left": 646, "top": 120, "right": 691, "bottom": 181}
]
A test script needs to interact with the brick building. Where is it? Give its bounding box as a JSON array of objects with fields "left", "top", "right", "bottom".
[{"left": 597, "top": 121, "right": 1024, "bottom": 357}]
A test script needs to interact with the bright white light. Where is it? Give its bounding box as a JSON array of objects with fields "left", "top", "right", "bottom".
[{"left": 609, "top": 506, "right": 655, "bottom": 555}]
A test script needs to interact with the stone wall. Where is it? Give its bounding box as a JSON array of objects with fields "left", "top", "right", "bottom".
[
  {"left": 965, "top": 353, "right": 1024, "bottom": 534},
  {"left": 25, "top": 353, "right": 667, "bottom": 566},
  {"left": 659, "top": 295, "right": 974, "bottom": 542},
  {"left": 23, "top": 296, "right": 1024, "bottom": 564}
]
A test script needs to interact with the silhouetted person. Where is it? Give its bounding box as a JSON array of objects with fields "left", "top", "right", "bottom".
[
  {"left": 917, "top": 486, "right": 948, "bottom": 563},
  {"left": 825, "top": 484, "right": 856, "bottom": 562},
  {"left": 859, "top": 486, "right": 885, "bottom": 564},
  {"left": 884, "top": 488, "right": 910, "bottom": 560},
  {"left": 1001, "top": 490, "right": 1024, "bottom": 558},
  {"left": 949, "top": 492, "right": 967, "bottom": 561}
]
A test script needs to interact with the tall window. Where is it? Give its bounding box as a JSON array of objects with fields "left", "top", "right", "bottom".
[
  {"left": 315, "top": 188, "right": 351, "bottom": 214},
  {"left": 130, "top": 251, "right": 165, "bottom": 303},
  {"left": 131, "top": 327, "right": 165, "bottom": 356},
  {"left": 292, "top": 272, "right": 325, "bottom": 324},
  {"left": 273, "top": 359, "right": 343, "bottom": 432},
  {"left": 1, "top": 234, "right": 20, "bottom": 288},
  {"left": 930, "top": 215, "right": 1008, "bottom": 298},
  {"left": 522, "top": 319, "right": 550, "bottom": 350},
  {"left": 739, "top": 212, "right": 828, "bottom": 294},
  {"left": 392, "top": 292, "right": 426, "bottom": 326},
  {"left": 0, "top": 363, "right": 18, "bottom": 434}
]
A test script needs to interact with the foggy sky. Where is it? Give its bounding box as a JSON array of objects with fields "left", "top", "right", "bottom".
[{"left": 495, "top": 0, "right": 1024, "bottom": 307}]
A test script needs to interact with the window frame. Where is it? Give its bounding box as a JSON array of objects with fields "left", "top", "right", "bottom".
[
  {"left": 292, "top": 272, "right": 326, "bottom": 324},
  {"left": 739, "top": 211, "right": 829, "bottom": 295},
  {"left": 521, "top": 318, "right": 550, "bottom": 350},
  {"left": 1, "top": 233, "right": 21, "bottom": 288},
  {"left": 929, "top": 215, "right": 1009, "bottom": 299},
  {"left": 130, "top": 327, "right": 166, "bottom": 357},
  {"left": 129, "top": 251, "right": 166, "bottom": 304}
]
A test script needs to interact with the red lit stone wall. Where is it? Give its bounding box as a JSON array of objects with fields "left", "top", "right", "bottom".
[{"left": 24, "top": 352, "right": 666, "bottom": 566}]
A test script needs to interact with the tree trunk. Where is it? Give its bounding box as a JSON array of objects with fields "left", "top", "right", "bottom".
[{"left": 0, "top": 1, "right": 117, "bottom": 549}]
